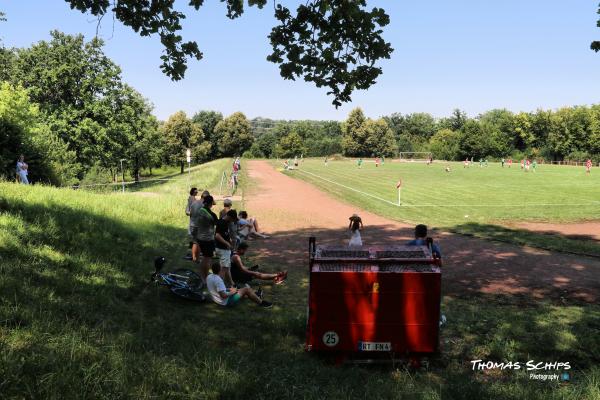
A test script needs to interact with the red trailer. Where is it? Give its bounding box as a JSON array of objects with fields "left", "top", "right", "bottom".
[{"left": 305, "top": 238, "right": 442, "bottom": 358}]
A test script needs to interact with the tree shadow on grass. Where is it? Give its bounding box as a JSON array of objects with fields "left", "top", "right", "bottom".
[
  {"left": 450, "top": 222, "right": 600, "bottom": 257},
  {"left": 1, "top": 199, "right": 599, "bottom": 399}
]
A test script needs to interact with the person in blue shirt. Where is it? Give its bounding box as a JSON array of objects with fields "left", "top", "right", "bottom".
[{"left": 406, "top": 224, "right": 442, "bottom": 260}]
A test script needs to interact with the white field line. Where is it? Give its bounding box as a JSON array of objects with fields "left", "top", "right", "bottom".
[
  {"left": 294, "top": 168, "right": 600, "bottom": 208},
  {"left": 294, "top": 168, "right": 400, "bottom": 207}
]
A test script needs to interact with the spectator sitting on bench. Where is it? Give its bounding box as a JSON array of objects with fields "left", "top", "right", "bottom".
[
  {"left": 206, "top": 262, "right": 273, "bottom": 308},
  {"left": 406, "top": 224, "right": 442, "bottom": 260},
  {"left": 238, "top": 211, "right": 269, "bottom": 239},
  {"left": 231, "top": 242, "right": 287, "bottom": 286}
]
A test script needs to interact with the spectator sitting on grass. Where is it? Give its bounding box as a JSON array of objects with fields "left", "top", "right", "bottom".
[
  {"left": 238, "top": 211, "right": 269, "bottom": 239},
  {"left": 207, "top": 262, "right": 273, "bottom": 308},
  {"left": 231, "top": 242, "right": 287, "bottom": 286},
  {"left": 406, "top": 224, "right": 442, "bottom": 260}
]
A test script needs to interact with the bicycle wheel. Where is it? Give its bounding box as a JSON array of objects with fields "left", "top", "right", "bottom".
[
  {"left": 170, "top": 286, "right": 206, "bottom": 302},
  {"left": 170, "top": 269, "right": 203, "bottom": 290},
  {"left": 168, "top": 269, "right": 205, "bottom": 302}
]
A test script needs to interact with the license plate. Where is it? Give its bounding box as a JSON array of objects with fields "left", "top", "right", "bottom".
[{"left": 358, "top": 341, "right": 391, "bottom": 351}]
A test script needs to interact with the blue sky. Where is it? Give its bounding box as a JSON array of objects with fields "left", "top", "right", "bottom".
[{"left": 1, "top": 1, "right": 599, "bottom": 121}]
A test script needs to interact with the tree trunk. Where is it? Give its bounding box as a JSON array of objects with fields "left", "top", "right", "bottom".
[
  {"left": 134, "top": 156, "right": 140, "bottom": 182},
  {"left": 180, "top": 161, "right": 184, "bottom": 174}
]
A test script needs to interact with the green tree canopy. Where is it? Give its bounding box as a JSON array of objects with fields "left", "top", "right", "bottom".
[
  {"left": 161, "top": 111, "right": 204, "bottom": 173},
  {"left": 274, "top": 132, "right": 307, "bottom": 159},
  {"left": 192, "top": 110, "right": 223, "bottom": 160},
  {"left": 213, "top": 112, "right": 253, "bottom": 157},
  {"left": 342, "top": 108, "right": 396, "bottom": 157},
  {"left": 64, "top": 0, "right": 392, "bottom": 107}
]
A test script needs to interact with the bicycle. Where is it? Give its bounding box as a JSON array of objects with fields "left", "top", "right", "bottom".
[{"left": 151, "top": 256, "right": 206, "bottom": 302}]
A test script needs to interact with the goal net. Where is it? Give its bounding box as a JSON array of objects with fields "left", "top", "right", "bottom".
[{"left": 399, "top": 152, "right": 432, "bottom": 162}]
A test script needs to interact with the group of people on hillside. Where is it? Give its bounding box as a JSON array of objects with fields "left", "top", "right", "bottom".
[{"left": 185, "top": 187, "right": 284, "bottom": 309}]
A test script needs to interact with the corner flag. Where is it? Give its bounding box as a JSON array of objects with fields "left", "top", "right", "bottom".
[{"left": 396, "top": 179, "right": 402, "bottom": 189}]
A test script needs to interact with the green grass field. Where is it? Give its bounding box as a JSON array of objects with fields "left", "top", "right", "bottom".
[
  {"left": 283, "top": 159, "right": 600, "bottom": 255},
  {"left": 1, "top": 158, "right": 599, "bottom": 399}
]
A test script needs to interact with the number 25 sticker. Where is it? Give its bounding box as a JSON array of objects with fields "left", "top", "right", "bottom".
[{"left": 323, "top": 331, "right": 339, "bottom": 347}]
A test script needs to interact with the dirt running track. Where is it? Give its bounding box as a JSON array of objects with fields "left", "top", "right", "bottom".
[{"left": 245, "top": 161, "right": 600, "bottom": 303}]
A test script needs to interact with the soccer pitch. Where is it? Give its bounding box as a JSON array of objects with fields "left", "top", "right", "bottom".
[{"left": 284, "top": 159, "right": 600, "bottom": 228}]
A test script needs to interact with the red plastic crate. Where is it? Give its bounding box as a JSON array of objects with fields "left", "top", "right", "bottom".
[{"left": 305, "top": 238, "right": 442, "bottom": 355}]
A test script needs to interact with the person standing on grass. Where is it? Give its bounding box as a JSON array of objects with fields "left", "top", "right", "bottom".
[
  {"left": 586, "top": 159, "right": 592, "bottom": 174},
  {"left": 508, "top": 158, "right": 512, "bottom": 168},
  {"left": 532, "top": 159, "right": 537, "bottom": 172},
  {"left": 501, "top": 158, "right": 505, "bottom": 168},
  {"left": 207, "top": 262, "right": 273, "bottom": 308},
  {"left": 230, "top": 242, "right": 287, "bottom": 286},
  {"left": 16, "top": 155, "right": 29, "bottom": 184},
  {"left": 464, "top": 158, "right": 469, "bottom": 168},
  {"left": 348, "top": 214, "right": 363, "bottom": 247},
  {"left": 324, "top": 156, "right": 328, "bottom": 167},
  {"left": 184, "top": 187, "right": 199, "bottom": 260},
  {"left": 190, "top": 194, "right": 218, "bottom": 283},
  {"left": 215, "top": 209, "right": 238, "bottom": 287},
  {"left": 375, "top": 157, "right": 380, "bottom": 167},
  {"left": 357, "top": 158, "right": 363, "bottom": 169}
]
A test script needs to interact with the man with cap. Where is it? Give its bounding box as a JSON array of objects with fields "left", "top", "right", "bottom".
[
  {"left": 219, "top": 198, "right": 233, "bottom": 219},
  {"left": 190, "top": 194, "right": 218, "bottom": 283},
  {"left": 215, "top": 209, "right": 239, "bottom": 287},
  {"left": 219, "top": 198, "right": 239, "bottom": 251}
]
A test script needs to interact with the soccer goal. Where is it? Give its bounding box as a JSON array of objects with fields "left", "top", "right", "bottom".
[{"left": 399, "top": 152, "right": 432, "bottom": 162}]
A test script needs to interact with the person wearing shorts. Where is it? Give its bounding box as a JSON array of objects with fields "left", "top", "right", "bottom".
[
  {"left": 230, "top": 242, "right": 287, "bottom": 286},
  {"left": 207, "top": 262, "right": 272, "bottom": 308},
  {"left": 190, "top": 195, "right": 218, "bottom": 283},
  {"left": 215, "top": 209, "right": 238, "bottom": 287},
  {"left": 586, "top": 159, "right": 592, "bottom": 174}
]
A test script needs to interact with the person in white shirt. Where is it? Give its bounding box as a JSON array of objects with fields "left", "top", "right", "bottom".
[
  {"left": 238, "top": 211, "right": 269, "bottom": 239},
  {"left": 16, "top": 155, "right": 29, "bottom": 185},
  {"left": 348, "top": 214, "right": 363, "bottom": 247},
  {"left": 206, "top": 263, "right": 272, "bottom": 308}
]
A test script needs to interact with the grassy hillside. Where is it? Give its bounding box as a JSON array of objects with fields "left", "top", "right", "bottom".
[
  {"left": 1, "top": 158, "right": 599, "bottom": 399},
  {"left": 281, "top": 159, "right": 600, "bottom": 255}
]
